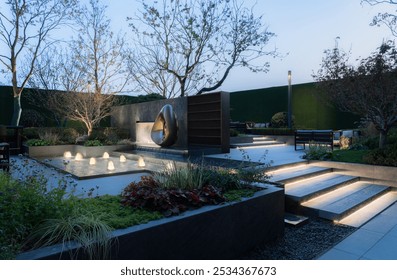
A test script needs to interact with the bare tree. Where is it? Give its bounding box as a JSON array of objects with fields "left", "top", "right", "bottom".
[
  {"left": 0, "top": 0, "right": 77, "bottom": 125},
  {"left": 313, "top": 40, "right": 397, "bottom": 148},
  {"left": 128, "top": 0, "right": 276, "bottom": 98},
  {"left": 26, "top": 47, "right": 84, "bottom": 126},
  {"left": 28, "top": 0, "right": 129, "bottom": 136}
]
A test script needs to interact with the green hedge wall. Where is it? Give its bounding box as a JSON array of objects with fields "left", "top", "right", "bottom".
[
  {"left": 230, "top": 82, "right": 360, "bottom": 130},
  {"left": 0, "top": 86, "right": 164, "bottom": 126}
]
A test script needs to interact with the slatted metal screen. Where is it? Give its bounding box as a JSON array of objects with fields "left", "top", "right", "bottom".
[{"left": 187, "top": 92, "right": 230, "bottom": 153}]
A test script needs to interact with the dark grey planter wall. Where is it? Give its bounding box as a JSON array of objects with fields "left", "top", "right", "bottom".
[
  {"left": 111, "top": 98, "right": 188, "bottom": 148},
  {"left": 17, "top": 185, "right": 284, "bottom": 260}
]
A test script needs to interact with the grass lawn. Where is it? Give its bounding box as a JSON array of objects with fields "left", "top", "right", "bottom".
[{"left": 331, "top": 149, "right": 369, "bottom": 164}]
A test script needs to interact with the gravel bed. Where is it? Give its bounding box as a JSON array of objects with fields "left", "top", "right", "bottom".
[{"left": 242, "top": 218, "right": 356, "bottom": 260}]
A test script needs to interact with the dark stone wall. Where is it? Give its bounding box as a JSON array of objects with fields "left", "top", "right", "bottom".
[{"left": 111, "top": 97, "right": 188, "bottom": 148}]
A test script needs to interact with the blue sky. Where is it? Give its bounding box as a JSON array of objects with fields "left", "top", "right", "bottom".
[{"left": 0, "top": 0, "right": 394, "bottom": 92}]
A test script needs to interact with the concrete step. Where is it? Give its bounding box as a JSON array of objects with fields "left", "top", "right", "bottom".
[
  {"left": 302, "top": 181, "right": 391, "bottom": 221},
  {"left": 252, "top": 136, "right": 273, "bottom": 141},
  {"left": 270, "top": 164, "right": 332, "bottom": 184},
  {"left": 230, "top": 140, "right": 282, "bottom": 148},
  {"left": 285, "top": 173, "right": 359, "bottom": 204},
  {"left": 337, "top": 190, "right": 397, "bottom": 227}
]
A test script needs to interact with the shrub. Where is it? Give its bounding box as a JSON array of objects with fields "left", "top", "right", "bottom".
[
  {"left": 270, "top": 112, "right": 295, "bottom": 128},
  {"left": 38, "top": 130, "right": 61, "bottom": 145},
  {"left": 121, "top": 154, "right": 269, "bottom": 216},
  {"left": 60, "top": 128, "right": 81, "bottom": 144},
  {"left": 0, "top": 173, "right": 70, "bottom": 259},
  {"left": 121, "top": 176, "right": 225, "bottom": 216},
  {"left": 363, "top": 143, "right": 397, "bottom": 167},
  {"left": 22, "top": 128, "right": 40, "bottom": 140},
  {"left": 339, "top": 136, "right": 351, "bottom": 150},
  {"left": 84, "top": 139, "right": 103, "bottom": 146},
  {"left": 25, "top": 138, "right": 52, "bottom": 146},
  {"left": 302, "top": 143, "right": 333, "bottom": 160}
]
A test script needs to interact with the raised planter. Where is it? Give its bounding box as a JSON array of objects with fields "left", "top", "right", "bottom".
[
  {"left": 17, "top": 184, "right": 284, "bottom": 260},
  {"left": 23, "top": 144, "right": 133, "bottom": 158}
]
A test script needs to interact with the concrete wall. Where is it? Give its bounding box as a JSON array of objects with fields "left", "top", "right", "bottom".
[{"left": 111, "top": 98, "right": 188, "bottom": 148}]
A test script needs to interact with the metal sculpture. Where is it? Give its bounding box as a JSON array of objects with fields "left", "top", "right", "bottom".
[{"left": 151, "top": 104, "right": 178, "bottom": 147}]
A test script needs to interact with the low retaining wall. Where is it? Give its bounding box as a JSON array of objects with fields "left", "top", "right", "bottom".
[
  {"left": 17, "top": 185, "right": 284, "bottom": 260},
  {"left": 23, "top": 144, "right": 132, "bottom": 158}
]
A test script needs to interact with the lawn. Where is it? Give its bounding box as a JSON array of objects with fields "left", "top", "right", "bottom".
[{"left": 331, "top": 149, "right": 369, "bottom": 164}]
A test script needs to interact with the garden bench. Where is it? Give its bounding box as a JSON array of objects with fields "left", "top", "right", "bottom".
[
  {"left": 0, "top": 142, "right": 10, "bottom": 172},
  {"left": 294, "top": 130, "right": 334, "bottom": 151}
]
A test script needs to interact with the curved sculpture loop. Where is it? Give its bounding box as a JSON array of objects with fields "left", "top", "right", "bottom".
[{"left": 151, "top": 104, "right": 178, "bottom": 147}]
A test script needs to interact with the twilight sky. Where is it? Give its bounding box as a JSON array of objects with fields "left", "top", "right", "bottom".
[
  {"left": 0, "top": 0, "right": 394, "bottom": 92},
  {"left": 102, "top": 0, "right": 394, "bottom": 91}
]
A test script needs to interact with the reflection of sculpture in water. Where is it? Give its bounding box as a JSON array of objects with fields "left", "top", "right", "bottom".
[{"left": 151, "top": 104, "right": 178, "bottom": 147}]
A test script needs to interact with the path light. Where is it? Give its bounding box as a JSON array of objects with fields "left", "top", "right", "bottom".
[
  {"left": 89, "top": 157, "right": 96, "bottom": 165},
  {"left": 138, "top": 156, "right": 145, "bottom": 167},
  {"left": 63, "top": 151, "right": 72, "bottom": 158},
  {"left": 120, "top": 154, "right": 127, "bottom": 163},
  {"left": 103, "top": 152, "right": 110, "bottom": 159},
  {"left": 107, "top": 160, "right": 115, "bottom": 170},
  {"left": 75, "top": 152, "right": 83, "bottom": 161}
]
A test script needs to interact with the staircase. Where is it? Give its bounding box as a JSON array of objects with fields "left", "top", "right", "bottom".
[
  {"left": 269, "top": 163, "right": 397, "bottom": 227},
  {"left": 230, "top": 136, "right": 284, "bottom": 148}
]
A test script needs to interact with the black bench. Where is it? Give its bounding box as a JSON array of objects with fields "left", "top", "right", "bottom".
[{"left": 294, "top": 130, "right": 334, "bottom": 151}]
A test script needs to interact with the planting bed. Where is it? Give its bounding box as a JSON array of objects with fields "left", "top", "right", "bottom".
[{"left": 17, "top": 184, "right": 284, "bottom": 260}]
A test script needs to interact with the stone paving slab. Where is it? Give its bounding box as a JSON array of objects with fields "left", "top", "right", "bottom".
[
  {"left": 362, "top": 232, "right": 397, "bottom": 260},
  {"left": 318, "top": 202, "right": 397, "bottom": 260},
  {"left": 317, "top": 248, "right": 360, "bottom": 260}
]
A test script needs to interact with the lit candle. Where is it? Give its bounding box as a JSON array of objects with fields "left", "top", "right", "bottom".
[
  {"left": 120, "top": 154, "right": 127, "bottom": 163},
  {"left": 103, "top": 152, "right": 110, "bottom": 159}
]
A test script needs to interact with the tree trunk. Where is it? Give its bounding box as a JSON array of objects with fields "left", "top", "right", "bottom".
[
  {"left": 11, "top": 95, "right": 22, "bottom": 126},
  {"left": 379, "top": 130, "right": 388, "bottom": 149}
]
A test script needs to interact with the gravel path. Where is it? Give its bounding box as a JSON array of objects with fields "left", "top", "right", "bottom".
[{"left": 243, "top": 218, "right": 356, "bottom": 260}]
